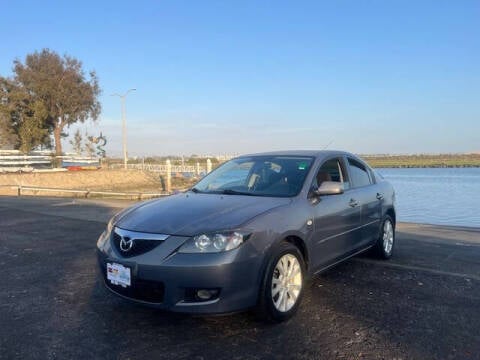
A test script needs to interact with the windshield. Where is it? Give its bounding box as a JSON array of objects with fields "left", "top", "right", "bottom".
[{"left": 193, "top": 156, "right": 315, "bottom": 197}]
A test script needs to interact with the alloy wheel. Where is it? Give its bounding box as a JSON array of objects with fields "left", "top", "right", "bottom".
[
  {"left": 271, "top": 253, "right": 302, "bottom": 312},
  {"left": 383, "top": 219, "right": 394, "bottom": 254}
]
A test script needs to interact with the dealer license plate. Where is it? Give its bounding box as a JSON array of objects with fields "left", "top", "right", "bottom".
[{"left": 107, "top": 262, "right": 131, "bottom": 288}]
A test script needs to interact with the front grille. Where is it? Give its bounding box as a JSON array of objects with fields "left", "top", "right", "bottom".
[
  {"left": 112, "top": 232, "right": 163, "bottom": 258},
  {"left": 104, "top": 274, "right": 165, "bottom": 303}
]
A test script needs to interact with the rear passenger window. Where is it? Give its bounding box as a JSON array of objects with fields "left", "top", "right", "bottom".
[{"left": 347, "top": 158, "right": 371, "bottom": 187}]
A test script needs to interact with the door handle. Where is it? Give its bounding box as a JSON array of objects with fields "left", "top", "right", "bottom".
[
  {"left": 349, "top": 199, "right": 359, "bottom": 207},
  {"left": 376, "top": 192, "right": 384, "bottom": 200}
]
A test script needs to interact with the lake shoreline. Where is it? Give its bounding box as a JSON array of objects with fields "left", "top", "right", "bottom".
[
  {"left": 398, "top": 221, "right": 480, "bottom": 238},
  {"left": 363, "top": 153, "right": 480, "bottom": 168},
  {"left": 371, "top": 165, "right": 480, "bottom": 168}
]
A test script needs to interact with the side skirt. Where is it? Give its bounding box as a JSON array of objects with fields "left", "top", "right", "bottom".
[{"left": 312, "top": 245, "right": 373, "bottom": 276}]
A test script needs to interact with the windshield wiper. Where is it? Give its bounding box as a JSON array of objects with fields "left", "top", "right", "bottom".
[
  {"left": 220, "top": 189, "right": 257, "bottom": 196},
  {"left": 192, "top": 188, "right": 263, "bottom": 196}
]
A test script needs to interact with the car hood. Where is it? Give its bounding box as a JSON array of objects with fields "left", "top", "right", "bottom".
[{"left": 116, "top": 192, "right": 292, "bottom": 236}]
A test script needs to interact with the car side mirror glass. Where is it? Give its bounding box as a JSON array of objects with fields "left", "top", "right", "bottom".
[{"left": 315, "top": 181, "right": 344, "bottom": 196}]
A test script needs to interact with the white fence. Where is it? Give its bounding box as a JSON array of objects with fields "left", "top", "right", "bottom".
[
  {"left": 109, "top": 159, "right": 213, "bottom": 175},
  {"left": 1, "top": 152, "right": 216, "bottom": 193},
  {"left": 111, "top": 159, "right": 214, "bottom": 192},
  {"left": 125, "top": 163, "right": 205, "bottom": 174},
  {"left": 0, "top": 150, "right": 99, "bottom": 172},
  {"left": 0, "top": 150, "right": 52, "bottom": 169}
]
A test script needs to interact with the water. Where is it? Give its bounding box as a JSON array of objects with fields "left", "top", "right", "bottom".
[{"left": 376, "top": 168, "right": 480, "bottom": 228}]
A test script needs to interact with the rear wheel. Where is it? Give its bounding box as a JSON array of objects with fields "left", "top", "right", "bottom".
[
  {"left": 256, "top": 242, "right": 305, "bottom": 322},
  {"left": 373, "top": 215, "right": 395, "bottom": 259}
]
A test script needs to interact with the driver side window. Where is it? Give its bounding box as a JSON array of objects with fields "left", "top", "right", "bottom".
[{"left": 313, "top": 158, "right": 350, "bottom": 190}]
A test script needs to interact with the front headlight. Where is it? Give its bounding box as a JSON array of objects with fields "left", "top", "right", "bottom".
[
  {"left": 97, "top": 229, "right": 109, "bottom": 249},
  {"left": 97, "top": 209, "right": 126, "bottom": 249},
  {"left": 97, "top": 217, "right": 114, "bottom": 249},
  {"left": 106, "top": 217, "right": 115, "bottom": 233},
  {"left": 178, "top": 231, "right": 251, "bottom": 253}
]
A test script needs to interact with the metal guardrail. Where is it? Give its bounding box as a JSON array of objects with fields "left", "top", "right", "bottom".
[{"left": 0, "top": 184, "right": 169, "bottom": 200}]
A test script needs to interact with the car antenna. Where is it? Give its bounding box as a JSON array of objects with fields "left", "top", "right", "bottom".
[{"left": 322, "top": 140, "right": 333, "bottom": 150}]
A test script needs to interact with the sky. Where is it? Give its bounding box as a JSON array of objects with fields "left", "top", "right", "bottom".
[{"left": 1, "top": 0, "right": 479, "bottom": 156}]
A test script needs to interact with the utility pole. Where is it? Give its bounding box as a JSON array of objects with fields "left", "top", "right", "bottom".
[{"left": 112, "top": 89, "right": 136, "bottom": 169}]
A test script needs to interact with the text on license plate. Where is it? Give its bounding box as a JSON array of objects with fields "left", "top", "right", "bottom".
[{"left": 107, "top": 262, "right": 131, "bottom": 288}]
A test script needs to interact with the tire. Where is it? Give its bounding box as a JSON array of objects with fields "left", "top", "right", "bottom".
[
  {"left": 255, "top": 242, "right": 306, "bottom": 322},
  {"left": 373, "top": 215, "right": 395, "bottom": 259}
]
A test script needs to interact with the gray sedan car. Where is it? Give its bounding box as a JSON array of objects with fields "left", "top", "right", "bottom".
[{"left": 97, "top": 150, "right": 396, "bottom": 321}]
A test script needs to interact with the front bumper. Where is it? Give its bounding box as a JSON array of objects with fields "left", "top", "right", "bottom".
[{"left": 96, "top": 233, "right": 264, "bottom": 314}]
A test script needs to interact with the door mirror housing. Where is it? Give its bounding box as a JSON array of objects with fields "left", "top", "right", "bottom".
[{"left": 315, "top": 181, "right": 344, "bottom": 196}]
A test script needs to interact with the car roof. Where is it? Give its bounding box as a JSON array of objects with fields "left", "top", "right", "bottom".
[{"left": 238, "top": 150, "right": 354, "bottom": 159}]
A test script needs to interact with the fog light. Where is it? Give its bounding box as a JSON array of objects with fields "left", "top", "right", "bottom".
[{"left": 196, "top": 289, "right": 219, "bottom": 301}]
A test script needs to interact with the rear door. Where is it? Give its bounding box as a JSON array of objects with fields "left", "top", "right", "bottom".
[
  {"left": 310, "top": 157, "right": 362, "bottom": 270},
  {"left": 345, "top": 157, "right": 382, "bottom": 249}
]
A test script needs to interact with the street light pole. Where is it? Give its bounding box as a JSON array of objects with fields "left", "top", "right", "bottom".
[{"left": 112, "top": 89, "right": 136, "bottom": 169}]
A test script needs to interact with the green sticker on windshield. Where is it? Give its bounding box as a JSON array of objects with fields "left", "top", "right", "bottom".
[{"left": 298, "top": 162, "right": 308, "bottom": 170}]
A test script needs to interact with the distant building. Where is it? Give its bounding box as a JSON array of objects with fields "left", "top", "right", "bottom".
[{"left": 215, "top": 154, "right": 236, "bottom": 161}]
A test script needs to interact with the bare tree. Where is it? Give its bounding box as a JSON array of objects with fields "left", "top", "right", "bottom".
[
  {"left": 69, "top": 129, "right": 83, "bottom": 155},
  {"left": 84, "top": 132, "right": 97, "bottom": 158}
]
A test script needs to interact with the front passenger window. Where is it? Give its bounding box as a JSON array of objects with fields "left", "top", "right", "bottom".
[{"left": 314, "top": 158, "right": 349, "bottom": 190}]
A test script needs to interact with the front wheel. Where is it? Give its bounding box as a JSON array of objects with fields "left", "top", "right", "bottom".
[
  {"left": 256, "top": 242, "right": 305, "bottom": 322},
  {"left": 373, "top": 215, "right": 395, "bottom": 259}
]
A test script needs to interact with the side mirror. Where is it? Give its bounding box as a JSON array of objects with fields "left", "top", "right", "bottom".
[{"left": 315, "top": 181, "right": 344, "bottom": 196}]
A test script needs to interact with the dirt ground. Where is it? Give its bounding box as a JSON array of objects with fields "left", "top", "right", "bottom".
[{"left": 0, "top": 169, "right": 196, "bottom": 196}]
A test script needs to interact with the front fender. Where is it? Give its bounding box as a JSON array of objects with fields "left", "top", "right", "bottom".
[{"left": 245, "top": 198, "right": 314, "bottom": 290}]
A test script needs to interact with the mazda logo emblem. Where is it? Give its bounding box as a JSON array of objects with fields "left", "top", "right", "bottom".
[{"left": 119, "top": 236, "right": 134, "bottom": 252}]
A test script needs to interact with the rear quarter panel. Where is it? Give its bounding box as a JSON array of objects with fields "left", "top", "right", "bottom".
[{"left": 376, "top": 179, "right": 396, "bottom": 222}]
